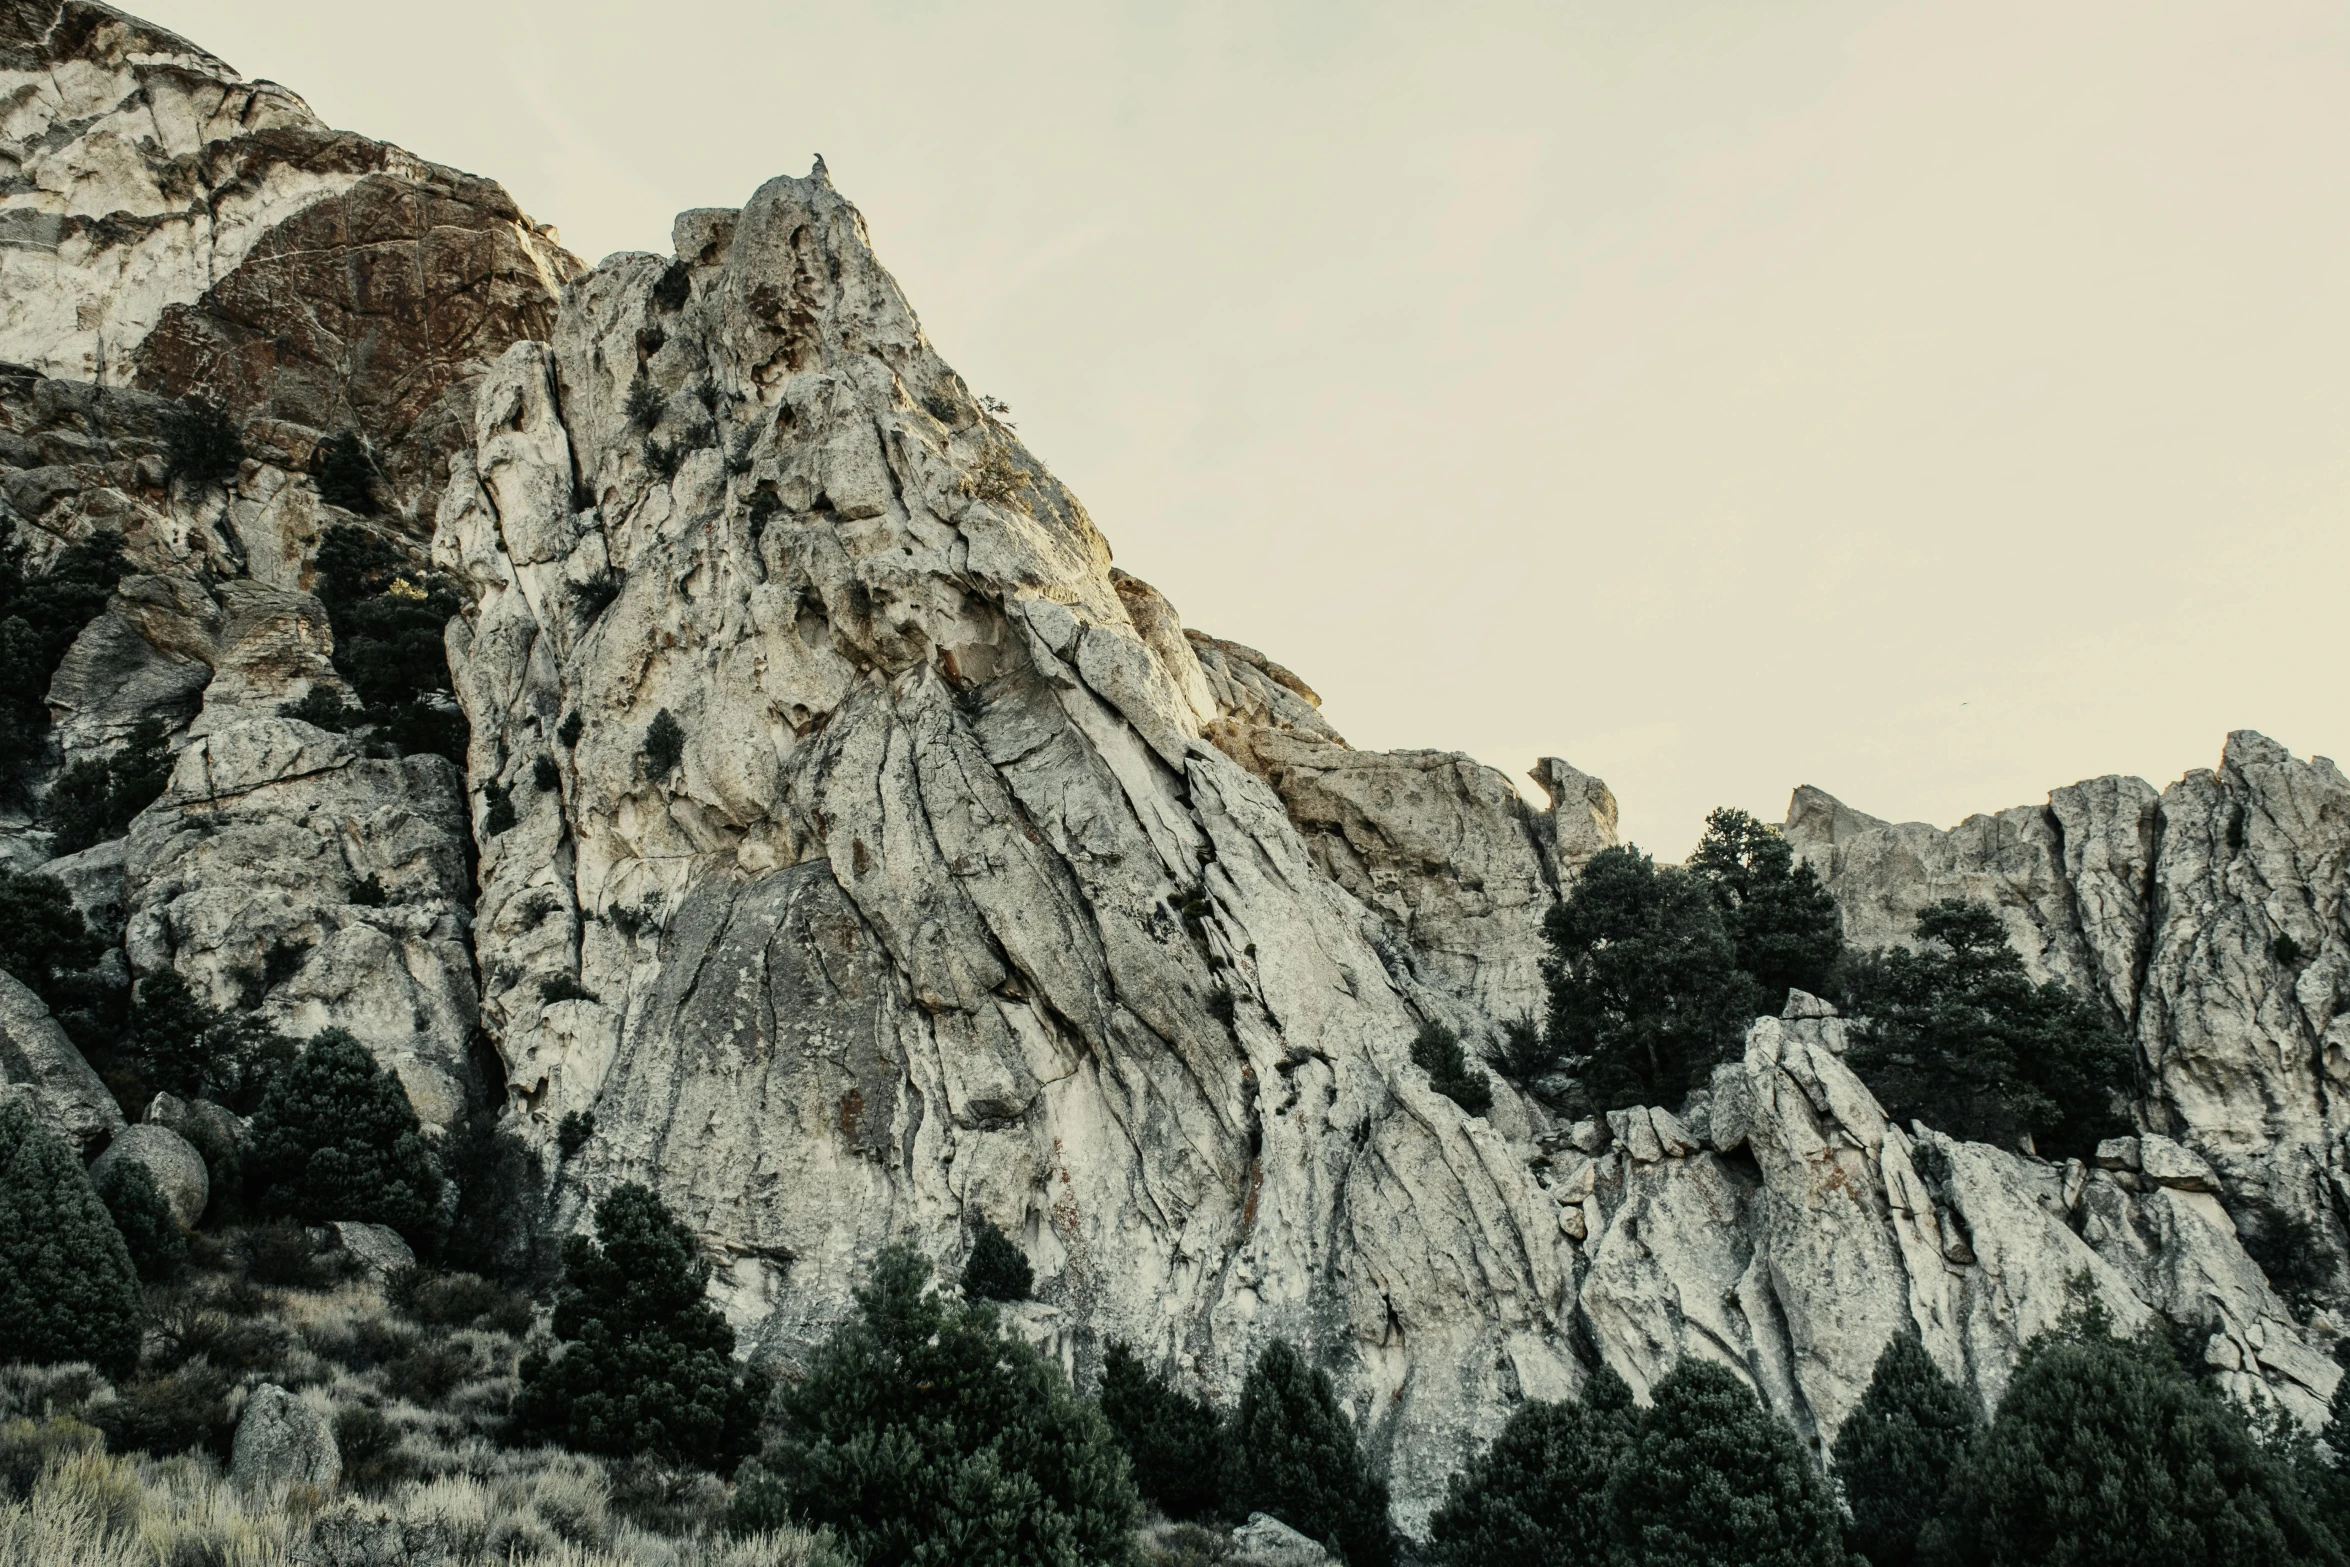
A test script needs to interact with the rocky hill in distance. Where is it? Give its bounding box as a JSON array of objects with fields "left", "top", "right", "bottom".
[{"left": 1, "top": 0, "right": 2345, "bottom": 1543}]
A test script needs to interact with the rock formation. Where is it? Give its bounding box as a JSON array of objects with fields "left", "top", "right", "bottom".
[
  {"left": 3, "top": 0, "right": 2345, "bottom": 1537},
  {"left": 1787, "top": 731, "right": 2350, "bottom": 1328}
]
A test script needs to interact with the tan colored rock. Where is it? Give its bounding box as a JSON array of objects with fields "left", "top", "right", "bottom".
[{"left": 89, "top": 1121, "right": 207, "bottom": 1228}]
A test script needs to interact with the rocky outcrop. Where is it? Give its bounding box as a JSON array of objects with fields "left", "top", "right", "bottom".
[
  {"left": 0, "top": 966, "right": 120, "bottom": 1150},
  {"left": 122, "top": 717, "right": 479, "bottom": 1126},
  {"left": 0, "top": 0, "right": 577, "bottom": 522},
  {"left": 1787, "top": 733, "right": 2350, "bottom": 1312}
]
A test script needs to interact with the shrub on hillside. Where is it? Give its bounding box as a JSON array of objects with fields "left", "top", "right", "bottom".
[
  {"left": 1541, "top": 846, "right": 1759, "bottom": 1110},
  {"left": 95, "top": 1158, "right": 185, "bottom": 1284},
  {"left": 1424, "top": 1365, "right": 1637, "bottom": 1567},
  {"left": 1410, "top": 1021, "right": 1493, "bottom": 1116},
  {"left": 246, "top": 1028, "right": 444, "bottom": 1245},
  {"left": 1099, "top": 1340, "right": 1222, "bottom": 1521},
  {"left": 513, "top": 1183, "right": 767, "bottom": 1471},
  {"left": 1224, "top": 1339, "right": 1392, "bottom": 1567},
  {"left": 129, "top": 969, "right": 295, "bottom": 1114},
  {"left": 758, "top": 1243, "right": 1135, "bottom": 1563},
  {"left": 0, "top": 866, "right": 105, "bottom": 1012},
  {"left": 1831, "top": 1335, "right": 1976, "bottom": 1567},
  {"left": 316, "top": 431, "right": 377, "bottom": 513},
  {"left": 1686, "top": 807, "right": 1844, "bottom": 1006},
  {"left": 0, "top": 1100, "right": 142, "bottom": 1379},
  {"left": 1920, "top": 1309, "right": 2339, "bottom": 1564},
  {"left": 312, "top": 523, "right": 468, "bottom": 765},
  {"left": 42, "top": 715, "right": 175, "bottom": 855},
  {"left": 165, "top": 400, "right": 242, "bottom": 487},
  {"left": 645, "top": 710, "right": 685, "bottom": 779},
  {"left": 1843, "top": 900, "right": 2132, "bottom": 1159},
  {"left": 958, "top": 1218, "right": 1033, "bottom": 1303},
  {"left": 1603, "top": 1359, "right": 1845, "bottom": 1567}
]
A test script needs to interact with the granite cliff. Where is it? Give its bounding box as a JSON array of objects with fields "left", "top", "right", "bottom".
[{"left": 2, "top": 0, "right": 2344, "bottom": 1534}]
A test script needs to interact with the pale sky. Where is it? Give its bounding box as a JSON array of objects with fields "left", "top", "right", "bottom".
[{"left": 147, "top": 0, "right": 2350, "bottom": 857}]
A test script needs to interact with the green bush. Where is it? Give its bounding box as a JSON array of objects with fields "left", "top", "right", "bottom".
[
  {"left": 557, "top": 1111, "right": 596, "bottom": 1159},
  {"left": 0, "top": 867, "right": 105, "bottom": 1012},
  {"left": 1424, "top": 1366, "right": 1637, "bottom": 1567},
  {"left": 1224, "top": 1339, "right": 1392, "bottom": 1567},
  {"left": 0, "top": 1100, "right": 142, "bottom": 1379},
  {"left": 165, "top": 400, "right": 243, "bottom": 487},
  {"left": 532, "top": 755, "right": 561, "bottom": 792},
  {"left": 626, "top": 377, "right": 665, "bottom": 429},
  {"left": 387, "top": 1267, "right": 532, "bottom": 1336},
  {"left": 315, "top": 431, "right": 377, "bottom": 513},
  {"left": 97, "top": 1361, "right": 236, "bottom": 1457},
  {"left": 959, "top": 1218, "right": 1033, "bottom": 1303},
  {"left": 312, "top": 524, "right": 468, "bottom": 765},
  {"left": 1410, "top": 1022, "right": 1493, "bottom": 1116},
  {"left": 0, "top": 527, "right": 126, "bottom": 783},
  {"left": 762, "top": 1243, "right": 1136, "bottom": 1564},
  {"left": 1687, "top": 807, "right": 1844, "bottom": 1006},
  {"left": 1831, "top": 1335, "right": 1975, "bottom": 1566},
  {"left": 0, "top": 1413, "right": 102, "bottom": 1500},
  {"left": 645, "top": 709, "right": 685, "bottom": 779},
  {"left": 129, "top": 970, "right": 295, "bottom": 1113},
  {"left": 1602, "top": 1359, "right": 1845, "bottom": 1567},
  {"left": 1842, "top": 900, "right": 2133, "bottom": 1159},
  {"left": 283, "top": 686, "right": 353, "bottom": 731},
  {"left": 1099, "top": 1340, "right": 1222, "bottom": 1521},
  {"left": 1921, "top": 1313, "right": 2340, "bottom": 1564},
  {"left": 1541, "top": 846, "right": 1760, "bottom": 1111},
  {"left": 334, "top": 1403, "right": 413, "bottom": 1492},
  {"left": 513, "top": 1183, "right": 767, "bottom": 1470},
  {"left": 95, "top": 1157, "right": 185, "bottom": 1284},
  {"left": 558, "top": 711, "right": 584, "bottom": 748},
  {"left": 1493, "top": 1016, "right": 1561, "bottom": 1086},
  {"left": 482, "top": 779, "right": 517, "bottom": 836},
  {"left": 246, "top": 1028, "right": 444, "bottom": 1245}
]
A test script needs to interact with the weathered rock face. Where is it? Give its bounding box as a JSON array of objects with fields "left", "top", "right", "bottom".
[
  {"left": 1787, "top": 733, "right": 2350, "bottom": 1311},
  {"left": 432, "top": 164, "right": 2338, "bottom": 1525},
  {"left": 122, "top": 717, "right": 480, "bottom": 1126},
  {"left": 0, "top": 0, "right": 577, "bottom": 522},
  {"left": 0, "top": 1, "right": 575, "bottom": 1124},
  {"left": 230, "top": 1382, "right": 340, "bottom": 1495}
]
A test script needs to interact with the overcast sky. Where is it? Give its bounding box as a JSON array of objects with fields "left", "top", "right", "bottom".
[{"left": 148, "top": 0, "right": 2350, "bottom": 856}]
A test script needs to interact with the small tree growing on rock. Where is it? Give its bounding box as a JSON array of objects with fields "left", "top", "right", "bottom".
[
  {"left": 758, "top": 1243, "right": 1136, "bottom": 1562},
  {"left": 513, "top": 1183, "right": 767, "bottom": 1471},
  {"left": 0, "top": 1099, "right": 141, "bottom": 1378},
  {"left": 246, "top": 1028, "right": 443, "bottom": 1245},
  {"left": 959, "top": 1217, "right": 1033, "bottom": 1303},
  {"left": 1411, "top": 1022, "right": 1493, "bottom": 1117},
  {"left": 1224, "top": 1339, "right": 1393, "bottom": 1567},
  {"left": 1603, "top": 1358, "right": 1846, "bottom": 1567},
  {"left": 1542, "top": 846, "right": 1760, "bottom": 1111},
  {"left": 1099, "top": 1340, "right": 1222, "bottom": 1521},
  {"left": 1425, "top": 1365, "right": 1639, "bottom": 1567},
  {"left": 95, "top": 1157, "right": 186, "bottom": 1284},
  {"left": 1832, "top": 1335, "right": 1976, "bottom": 1567},
  {"left": 1687, "top": 806, "right": 1844, "bottom": 1006},
  {"left": 644, "top": 709, "right": 685, "bottom": 779}
]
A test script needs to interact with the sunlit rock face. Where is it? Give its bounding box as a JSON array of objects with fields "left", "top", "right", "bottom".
[
  {"left": 1788, "top": 732, "right": 2350, "bottom": 1326},
  {"left": 435, "top": 165, "right": 2340, "bottom": 1524}
]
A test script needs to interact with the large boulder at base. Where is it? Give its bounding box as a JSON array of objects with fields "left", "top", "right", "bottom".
[
  {"left": 1229, "top": 1513, "right": 1336, "bottom": 1567},
  {"left": 230, "top": 1383, "right": 340, "bottom": 1495},
  {"left": 87, "top": 1122, "right": 208, "bottom": 1229}
]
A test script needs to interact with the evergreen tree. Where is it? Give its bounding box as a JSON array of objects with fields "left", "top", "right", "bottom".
[
  {"left": 0, "top": 866, "right": 105, "bottom": 1010},
  {"left": 1099, "top": 1340, "right": 1222, "bottom": 1521},
  {"left": 765, "top": 1243, "right": 1137, "bottom": 1564},
  {"left": 961, "top": 1218, "right": 1034, "bottom": 1303},
  {"left": 316, "top": 431, "right": 376, "bottom": 513},
  {"left": 645, "top": 709, "right": 685, "bottom": 778},
  {"left": 1225, "top": 1339, "right": 1393, "bottom": 1567},
  {"left": 311, "top": 524, "right": 468, "bottom": 764},
  {"left": 96, "top": 1156, "right": 185, "bottom": 1283},
  {"left": 1411, "top": 1022, "right": 1493, "bottom": 1116},
  {"left": 0, "top": 1100, "right": 141, "bottom": 1379},
  {"left": 42, "top": 716, "right": 174, "bottom": 856},
  {"left": 1843, "top": 900, "right": 2132, "bottom": 1159},
  {"left": 1833, "top": 1335, "right": 1976, "bottom": 1566},
  {"left": 246, "top": 1028, "right": 443, "bottom": 1244},
  {"left": 514, "top": 1183, "right": 768, "bottom": 1470},
  {"left": 1920, "top": 1319, "right": 2341, "bottom": 1566},
  {"left": 1687, "top": 807, "right": 1845, "bottom": 1006},
  {"left": 1542, "top": 847, "right": 1760, "bottom": 1110},
  {"left": 0, "top": 527, "right": 127, "bottom": 782},
  {"left": 1424, "top": 1366, "right": 1638, "bottom": 1567},
  {"left": 129, "top": 970, "right": 294, "bottom": 1112},
  {"left": 1603, "top": 1359, "right": 1846, "bottom": 1567}
]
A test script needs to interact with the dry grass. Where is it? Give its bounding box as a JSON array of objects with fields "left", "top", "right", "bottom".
[{"left": 0, "top": 1441, "right": 841, "bottom": 1566}]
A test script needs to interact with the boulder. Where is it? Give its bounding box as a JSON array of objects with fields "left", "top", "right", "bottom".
[
  {"left": 0, "top": 969, "right": 122, "bottom": 1153},
  {"left": 330, "top": 1222, "right": 417, "bottom": 1280},
  {"left": 88, "top": 1123, "right": 209, "bottom": 1230},
  {"left": 230, "top": 1384, "right": 340, "bottom": 1495},
  {"left": 1229, "top": 1513, "right": 1335, "bottom": 1567}
]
